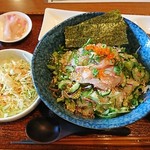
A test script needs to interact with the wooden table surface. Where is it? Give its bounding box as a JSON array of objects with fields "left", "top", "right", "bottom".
[
  {"left": 1, "top": 1, "right": 150, "bottom": 150},
  {"left": 0, "top": 0, "right": 150, "bottom": 15}
]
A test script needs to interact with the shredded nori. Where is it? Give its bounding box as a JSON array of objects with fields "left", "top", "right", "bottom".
[{"left": 64, "top": 10, "right": 129, "bottom": 48}]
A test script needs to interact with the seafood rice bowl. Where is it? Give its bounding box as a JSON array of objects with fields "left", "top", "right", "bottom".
[{"left": 32, "top": 10, "right": 150, "bottom": 129}]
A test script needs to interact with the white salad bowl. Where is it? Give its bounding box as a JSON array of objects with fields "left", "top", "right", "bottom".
[{"left": 0, "top": 49, "right": 40, "bottom": 122}]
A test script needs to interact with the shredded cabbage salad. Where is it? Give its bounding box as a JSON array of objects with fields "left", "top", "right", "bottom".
[
  {"left": 0, "top": 59, "right": 38, "bottom": 118},
  {"left": 48, "top": 41, "right": 150, "bottom": 119}
]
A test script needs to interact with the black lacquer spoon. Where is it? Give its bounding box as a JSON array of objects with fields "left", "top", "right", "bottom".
[{"left": 11, "top": 116, "right": 130, "bottom": 144}]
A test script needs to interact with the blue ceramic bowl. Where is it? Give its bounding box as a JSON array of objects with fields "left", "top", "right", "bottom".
[{"left": 32, "top": 12, "right": 150, "bottom": 129}]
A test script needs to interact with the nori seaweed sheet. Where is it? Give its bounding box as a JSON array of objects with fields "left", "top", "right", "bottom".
[
  {"left": 64, "top": 10, "right": 129, "bottom": 48},
  {"left": 65, "top": 22, "right": 128, "bottom": 47},
  {"left": 80, "top": 10, "right": 123, "bottom": 24}
]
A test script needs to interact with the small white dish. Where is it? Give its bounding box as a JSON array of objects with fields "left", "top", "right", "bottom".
[
  {"left": 123, "top": 14, "right": 150, "bottom": 34},
  {"left": 0, "top": 11, "right": 32, "bottom": 43},
  {"left": 38, "top": 8, "right": 150, "bottom": 41},
  {"left": 38, "top": 8, "right": 83, "bottom": 41},
  {"left": 0, "top": 49, "right": 40, "bottom": 122}
]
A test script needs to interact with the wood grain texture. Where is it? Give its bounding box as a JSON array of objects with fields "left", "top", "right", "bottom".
[{"left": 0, "top": 0, "right": 150, "bottom": 15}]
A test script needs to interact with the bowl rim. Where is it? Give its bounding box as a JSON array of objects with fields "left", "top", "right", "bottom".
[{"left": 0, "top": 48, "right": 40, "bottom": 122}]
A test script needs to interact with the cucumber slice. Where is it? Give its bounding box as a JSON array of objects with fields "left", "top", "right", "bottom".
[
  {"left": 69, "top": 82, "right": 80, "bottom": 93},
  {"left": 89, "top": 91, "right": 100, "bottom": 104},
  {"left": 124, "top": 61, "right": 134, "bottom": 70},
  {"left": 58, "top": 80, "right": 72, "bottom": 89},
  {"left": 98, "top": 89, "right": 111, "bottom": 97}
]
